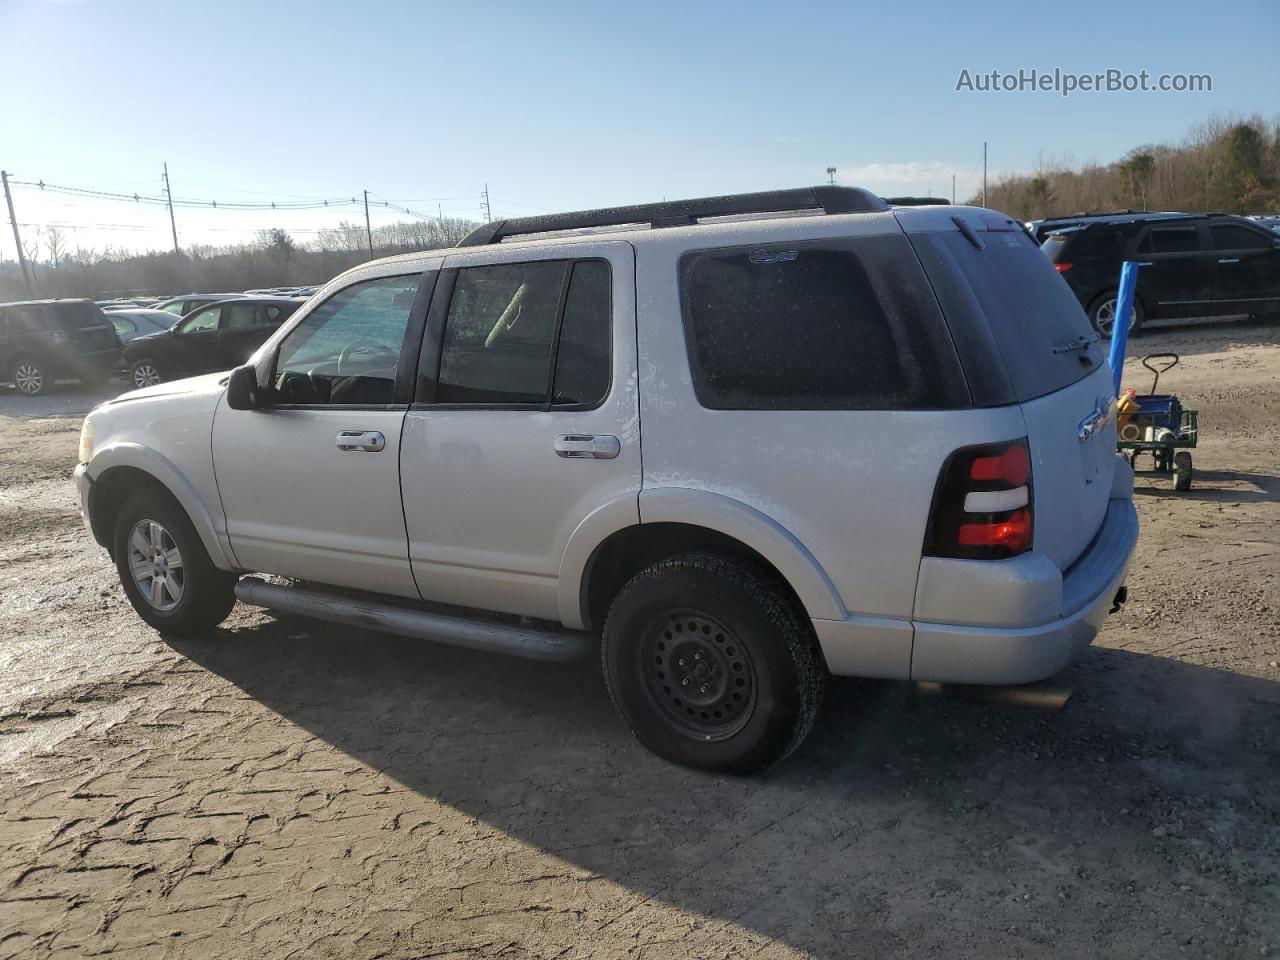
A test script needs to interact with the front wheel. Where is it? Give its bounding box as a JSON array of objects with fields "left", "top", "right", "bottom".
[
  {"left": 1089, "top": 291, "right": 1145, "bottom": 338},
  {"left": 602, "top": 553, "right": 827, "bottom": 774},
  {"left": 129, "top": 358, "right": 163, "bottom": 389},
  {"left": 112, "top": 488, "right": 237, "bottom": 636}
]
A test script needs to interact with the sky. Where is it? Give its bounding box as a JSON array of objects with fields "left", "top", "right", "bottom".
[{"left": 1, "top": 0, "right": 1278, "bottom": 258}]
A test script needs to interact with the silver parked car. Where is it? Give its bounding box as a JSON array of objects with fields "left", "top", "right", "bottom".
[
  {"left": 103, "top": 307, "right": 181, "bottom": 343},
  {"left": 73, "top": 186, "right": 1138, "bottom": 773}
]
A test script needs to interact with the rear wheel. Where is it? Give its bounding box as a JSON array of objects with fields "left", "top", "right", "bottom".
[
  {"left": 10, "top": 356, "right": 48, "bottom": 396},
  {"left": 1089, "top": 291, "right": 1144, "bottom": 338},
  {"left": 602, "top": 553, "right": 826, "bottom": 774},
  {"left": 112, "top": 488, "right": 237, "bottom": 635},
  {"left": 129, "top": 358, "right": 163, "bottom": 389},
  {"left": 1173, "top": 451, "right": 1193, "bottom": 491}
]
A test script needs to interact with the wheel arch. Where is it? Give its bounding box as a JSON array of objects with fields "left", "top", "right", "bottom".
[
  {"left": 87, "top": 444, "right": 238, "bottom": 571},
  {"left": 563, "top": 487, "right": 845, "bottom": 631}
]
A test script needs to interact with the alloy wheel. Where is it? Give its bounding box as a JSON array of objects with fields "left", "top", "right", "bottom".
[
  {"left": 127, "top": 519, "right": 185, "bottom": 611},
  {"left": 14, "top": 362, "right": 44, "bottom": 395},
  {"left": 133, "top": 363, "right": 161, "bottom": 388}
]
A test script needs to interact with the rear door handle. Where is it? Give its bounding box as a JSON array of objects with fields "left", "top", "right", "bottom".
[
  {"left": 554, "top": 434, "right": 621, "bottom": 459},
  {"left": 336, "top": 430, "right": 385, "bottom": 452},
  {"left": 1218, "top": 258, "right": 1241, "bottom": 264}
]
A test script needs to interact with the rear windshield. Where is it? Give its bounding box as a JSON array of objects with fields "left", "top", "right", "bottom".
[
  {"left": 50, "top": 301, "right": 110, "bottom": 330},
  {"left": 910, "top": 227, "right": 1103, "bottom": 402}
]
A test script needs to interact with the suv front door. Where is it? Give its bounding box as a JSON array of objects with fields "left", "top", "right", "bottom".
[
  {"left": 1135, "top": 223, "right": 1215, "bottom": 319},
  {"left": 211, "top": 271, "right": 432, "bottom": 597},
  {"left": 400, "top": 242, "right": 640, "bottom": 622},
  {"left": 170, "top": 304, "right": 224, "bottom": 373},
  {"left": 1207, "top": 222, "right": 1280, "bottom": 314}
]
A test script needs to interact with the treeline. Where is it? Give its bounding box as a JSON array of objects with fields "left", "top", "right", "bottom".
[
  {"left": 0, "top": 216, "right": 478, "bottom": 302},
  {"left": 977, "top": 115, "right": 1280, "bottom": 220}
]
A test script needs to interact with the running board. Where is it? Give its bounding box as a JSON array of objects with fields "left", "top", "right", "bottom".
[{"left": 234, "top": 577, "right": 592, "bottom": 663}]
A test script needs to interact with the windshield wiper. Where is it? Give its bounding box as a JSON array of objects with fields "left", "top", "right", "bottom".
[{"left": 1052, "top": 333, "right": 1101, "bottom": 355}]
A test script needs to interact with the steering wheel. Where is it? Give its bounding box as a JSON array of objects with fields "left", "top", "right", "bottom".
[{"left": 337, "top": 339, "right": 398, "bottom": 377}]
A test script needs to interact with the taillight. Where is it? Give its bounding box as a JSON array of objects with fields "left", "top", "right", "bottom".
[
  {"left": 924, "top": 439, "right": 1033, "bottom": 560},
  {"left": 1054, "top": 262, "right": 1072, "bottom": 273}
]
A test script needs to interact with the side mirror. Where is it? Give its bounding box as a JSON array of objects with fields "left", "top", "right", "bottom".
[{"left": 226, "top": 364, "right": 264, "bottom": 410}]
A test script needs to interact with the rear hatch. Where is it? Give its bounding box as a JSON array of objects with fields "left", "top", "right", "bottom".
[
  {"left": 51, "top": 301, "right": 121, "bottom": 354},
  {"left": 901, "top": 208, "right": 1114, "bottom": 570}
]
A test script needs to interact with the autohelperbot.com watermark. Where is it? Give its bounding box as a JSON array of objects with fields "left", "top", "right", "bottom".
[{"left": 955, "top": 68, "right": 1212, "bottom": 97}]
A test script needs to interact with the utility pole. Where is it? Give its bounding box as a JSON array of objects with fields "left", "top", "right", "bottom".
[
  {"left": 1, "top": 171, "right": 34, "bottom": 297},
  {"left": 826, "top": 166, "right": 836, "bottom": 186},
  {"left": 162, "top": 162, "right": 180, "bottom": 254},
  {"left": 952, "top": 174, "right": 956, "bottom": 205},
  {"left": 363, "top": 189, "right": 374, "bottom": 259},
  {"left": 982, "top": 142, "right": 988, "bottom": 207},
  {"left": 482, "top": 183, "right": 492, "bottom": 223}
]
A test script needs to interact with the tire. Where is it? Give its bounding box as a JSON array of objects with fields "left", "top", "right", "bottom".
[
  {"left": 10, "top": 356, "right": 49, "bottom": 396},
  {"left": 1173, "top": 451, "right": 1193, "bottom": 491},
  {"left": 1088, "top": 290, "right": 1144, "bottom": 338},
  {"left": 112, "top": 487, "right": 237, "bottom": 636},
  {"left": 129, "top": 358, "right": 163, "bottom": 389},
  {"left": 601, "top": 552, "right": 827, "bottom": 774}
]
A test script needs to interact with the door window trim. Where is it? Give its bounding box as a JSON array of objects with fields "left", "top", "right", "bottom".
[
  {"left": 412, "top": 256, "right": 613, "bottom": 412},
  {"left": 262, "top": 271, "right": 434, "bottom": 412}
]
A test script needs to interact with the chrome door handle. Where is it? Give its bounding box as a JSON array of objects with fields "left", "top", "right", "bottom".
[
  {"left": 335, "top": 430, "right": 385, "bottom": 452},
  {"left": 554, "top": 434, "right": 621, "bottom": 459},
  {"left": 1218, "top": 258, "right": 1241, "bottom": 264}
]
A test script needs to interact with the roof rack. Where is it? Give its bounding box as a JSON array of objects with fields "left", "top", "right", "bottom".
[
  {"left": 455, "top": 186, "right": 890, "bottom": 247},
  {"left": 884, "top": 196, "right": 950, "bottom": 206}
]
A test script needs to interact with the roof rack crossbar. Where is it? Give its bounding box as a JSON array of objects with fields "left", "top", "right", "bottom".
[{"left": 455, "top": 186, "right": 889, "bottom": 247}]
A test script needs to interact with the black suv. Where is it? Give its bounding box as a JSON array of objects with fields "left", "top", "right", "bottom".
[
  {"left": 123, "top": 296, "right": 302, "bottom": 388},
  {"left": 0, "top": 299, "right": 122, "bottom": 396},
  {"left": 1042, "top": 213, "right": 1280, "bottom": 334}
]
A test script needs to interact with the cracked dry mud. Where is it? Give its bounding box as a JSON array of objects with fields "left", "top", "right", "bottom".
[{"left": 1, "top": 320, "right": 1278, "bottom": 960}]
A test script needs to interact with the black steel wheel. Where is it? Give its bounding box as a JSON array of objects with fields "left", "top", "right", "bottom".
[{"left": 602, "top": 552, "right": 827, "bottom": 774}]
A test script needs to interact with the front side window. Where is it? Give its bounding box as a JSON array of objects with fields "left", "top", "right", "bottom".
[
  {"left": 273, "top": 274, "right": 419, "bottom": 405},
  {"left": 1211, "top": 225, "right": 1272, "bottom": 251},
  {"left": 159, "top": 301, "right": 185, "bottom": 316},
  {"left": 178, "top": 306, "right": 221, "bottom": 334}
]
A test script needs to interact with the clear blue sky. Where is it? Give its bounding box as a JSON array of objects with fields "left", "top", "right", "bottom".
[{"left": 1, "top": 0, "right": 1277, "bottom": 255}]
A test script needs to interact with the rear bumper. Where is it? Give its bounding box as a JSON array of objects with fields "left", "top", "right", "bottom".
[{"left": 909, "top": 497, "right": 1138, "bottom": 685}]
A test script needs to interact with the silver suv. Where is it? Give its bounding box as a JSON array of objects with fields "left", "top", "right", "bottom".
[{"left": 74, "top": 187, "right": 1138, "bottom": 773}]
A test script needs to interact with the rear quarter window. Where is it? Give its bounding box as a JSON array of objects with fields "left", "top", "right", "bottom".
[
  {"left": 908, "top": 228, "right": 1103, "bottom": 403},
  {"left": 679, "top": 237, "right": 968, "bottom": 410}
]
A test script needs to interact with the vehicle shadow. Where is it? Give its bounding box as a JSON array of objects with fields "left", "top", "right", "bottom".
[
  {"left": 1135, "top": 468, "right": 1280, "bottom": 503},
  {"left": 170, "top": 617, "right": 1280, "bottom": 957}
]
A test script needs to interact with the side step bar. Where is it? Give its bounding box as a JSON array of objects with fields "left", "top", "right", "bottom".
[{"left": 234, "top": 577, "right": 592, "bottom": 663}]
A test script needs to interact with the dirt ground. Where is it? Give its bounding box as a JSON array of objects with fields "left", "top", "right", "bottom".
[{"left": 1, "top": 320, "right": 1278, "bottom": 960}]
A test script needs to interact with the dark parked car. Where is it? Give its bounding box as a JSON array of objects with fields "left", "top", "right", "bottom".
[
  {"left": 123, "top": 297, "right": 302, "bottom": 388},
  {"left": 1042, "top": 213, "right": 1280, "bottom": 334},
  {"left": 0, "top": 299, "right": 122, "bottom": 396},
  {"left": 151, "top": 293, "right": 246, "bottom": 318},
  {"left": 104, "top": 308, "right": 181, "bottom": 342}
]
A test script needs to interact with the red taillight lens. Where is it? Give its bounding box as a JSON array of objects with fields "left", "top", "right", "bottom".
[
  {"left": 924, "top": 439, "right": 1033, "bottom": 560},
  {"left": 1054, "top": 262, "right": 1072, "bottom": 273}
]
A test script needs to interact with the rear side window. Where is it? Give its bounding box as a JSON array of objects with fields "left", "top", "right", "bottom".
[
  {"left": 680, "top": 238, "right": 966, "bottom": 410},
  {"left": 50, "top": 302, "right": 109, "bottom": 330},
  {"left": 909, "top": 228, "right": 1102, "bottom": 403},
  {"left": 1211, "top": 224, "right": 1272, "bottom": 250},
  {"left": 1051, "top": 228, "right": 1127, "bottom": 260},
  {"left": 1138, "top": 225, "right": 1200, "bottom": 254},
  {"left": 433, "top": 258, "right": 612, "bottom": 407}
]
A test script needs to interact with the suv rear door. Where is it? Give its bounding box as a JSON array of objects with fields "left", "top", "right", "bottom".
[
  {"left": 218, "top": 300, "right": 297, "bottom": 368},
  {"left": 1207, "top": 221, "right": 1280, "bottom": 313},
  {"left": 400, "top": 240, "right": 638, "bottom": 621},
  {"left": 1135, "top": 222, "right": 1216, "bottom": 318}
]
